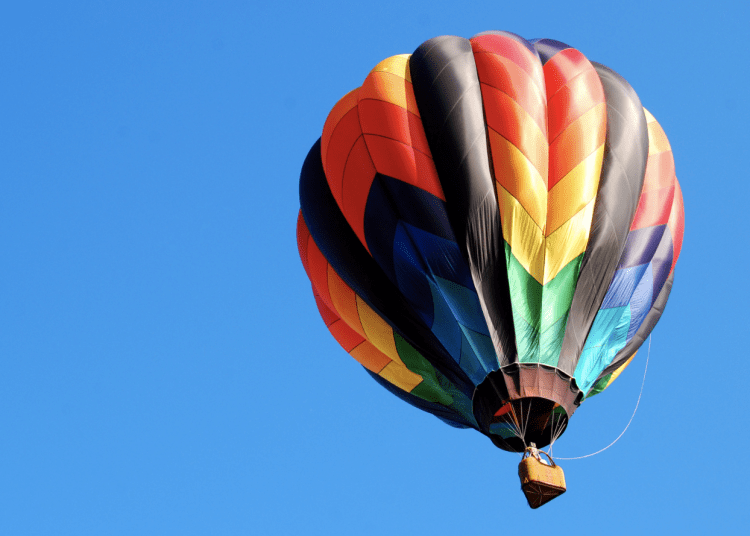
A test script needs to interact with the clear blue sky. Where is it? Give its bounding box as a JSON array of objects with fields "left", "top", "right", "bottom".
[{"left": 1, "top": 1, "right": 748, "bottom": 534}]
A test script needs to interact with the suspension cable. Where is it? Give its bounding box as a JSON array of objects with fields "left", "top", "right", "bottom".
[{"left": 552, "top": 335, "right": 652, "bottom": 461}]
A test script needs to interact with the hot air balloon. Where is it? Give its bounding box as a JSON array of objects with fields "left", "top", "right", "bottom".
[{"left": 297, "top": 31, "right": 684, "bottom": 508}]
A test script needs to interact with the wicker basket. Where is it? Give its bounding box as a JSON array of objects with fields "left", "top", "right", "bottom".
[{"left": 518, "top": 450, "right": 566, "bottom": 509}]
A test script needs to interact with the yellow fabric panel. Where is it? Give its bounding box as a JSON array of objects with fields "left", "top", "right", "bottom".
[
  {"left": 647, "top": 118, "right": 671, "bottom": 155},
  {"left": 498, "top": 185, "right": 545, "bottom": 283},
  {"left": 607, "top": 352, "right": 636, "bottom": 387},
  {"left": 543, "top": 199, "right": 596, "bottom": 283},
  {"left": 379, "top": 360, "right": 423, "bottom": 392},
  {"left": 327, "top": 265, "right": 366, "bottom": 338},
  {"left": 371, "top": 54, "right": 412, "bottom": 83},
  {"left": 355, "top": 295, "right": 401, "bottom": 363},
  {"left": 547, "top": 144, "right": 604, "bottom": 235},
  {"left": 643, "top": 108, "right": 656, "bottom": 123},
  {"left": 358, "top": 71, "right": 420, "bottom": 117},
  {"left": 321, "top": 89, "right": 359, "bottom": 171},
  {"left": 490, "top": 130, "right": 547, "bottom": 228},
  {"left": 349, "top": 342, "right": 390, "bottom": 374}
]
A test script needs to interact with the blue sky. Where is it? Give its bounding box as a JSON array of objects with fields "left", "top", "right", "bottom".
[{"left": 1, "top": 1, "right": 748, "bottom": 534}]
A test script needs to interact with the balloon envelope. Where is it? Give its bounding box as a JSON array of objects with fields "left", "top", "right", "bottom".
[{"left": 297, "top": 31, "right": 684, "bottom": 452}]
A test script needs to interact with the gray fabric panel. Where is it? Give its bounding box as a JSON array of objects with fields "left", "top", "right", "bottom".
[
  {"left": 557, "top": 62, "right": 649, "bottom": 375},
  {"left": 409, "top": 35, "right": 517, "bottom": 365}
]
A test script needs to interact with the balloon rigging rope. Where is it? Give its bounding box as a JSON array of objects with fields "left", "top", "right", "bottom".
[{"left": 551, "top": 335, "right": 652, "bottom": 461}]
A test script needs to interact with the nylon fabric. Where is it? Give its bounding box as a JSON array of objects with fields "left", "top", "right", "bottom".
[{"left": 298, "top": 31, "right": 684, "bottom": 451}]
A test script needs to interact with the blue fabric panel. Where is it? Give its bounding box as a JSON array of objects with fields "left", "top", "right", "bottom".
[
  {"left": 575, "top": 306, "right": 632, "bottom": 393},
  {"left": 459, "top": 324, "right": 497, "bottom": 382},
  {"left": 618, "top": 225, "right": 666, "bottom": 269},
  {"left": 402, "top": 224, "right": 475, "bottom": 288},
  {"left": 650, "top": 231, "right": 674, "bottom": 306},
  {"left": 433, "top": 275, "right": 490, "bottom": 334},
  {"left": 531, "top": 38, "right": 572, "bottom": 63},
  {"left": 392, "top": 224, "right": 434, "bottom": 327},
  {"left": 427, "top": 280, "right": 463, "bottom": 362},
  {"left": 626, "top": 265, "right": 654, "bottom": 341},
  {"left": 601, "top": 263, "right": 649, "bottom": 309},
  {"left": 459, "top": 329, "right": 493, "bottom": 385}
]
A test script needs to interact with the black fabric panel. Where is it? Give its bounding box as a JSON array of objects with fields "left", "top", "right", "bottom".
[
  {"left": 409, "top": 35, "right": 517, "bottom": 366},
  {"left": 299, "top": 140, "right": 475, "bottom": 397},
  {"left": 598, "top": 272, "right": 674, "bottom": 380},
  {"left": 557, "top": 63, "right": 649, "bottom": 376}
]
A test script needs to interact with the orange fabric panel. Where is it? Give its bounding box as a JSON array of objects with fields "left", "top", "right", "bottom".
[
  {"left": 482, "top": 84, "right": 548, "bottom": 180},
  {"left": 341, "top": 136, "right": 377, "bottom": 251},
  {"left": 474, "top": 53, "right": 547, "bottom": 136},
  {"left": 548, "top": 102, "right": 606, "bottom": 190},
  {"left": 546, "top": 68, "right": 605, "bottom": 143},
  {"left": 363, "top": 134, "right": 444, "bottom": 200},
  {"left": 321, "top": 89, "right": 359, "bottom": 171},
  {"left": 642, "top": 151, "right": 676, "bottom": 191},
  {"left": 358, "top": 70, "right": 420, "bottom": 117},
  {"left": 322, "top": 107, "right": 362, "bottom": 207},
  {"left": 647, "top": 120, "right": 671, "bottom": 155},
  {"left": 471, "top": 34, "right": 545, "bottom": 94},
  {"left": 349, "top": 341, "right": 391, "bottom": 374},
  {"left": 306, "top": 241, "right": 334, "bottom": 312},
  {"left": 327, "top": 266, "right": 366, "bottom": 338}
]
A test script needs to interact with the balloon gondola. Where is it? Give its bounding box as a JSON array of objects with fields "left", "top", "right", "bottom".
[{"left": 297, "top": 31, "right": 684, "bottom": 507}]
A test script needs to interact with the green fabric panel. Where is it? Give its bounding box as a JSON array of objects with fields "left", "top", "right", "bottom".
[
  {"left": 506, "top": 244, "right": 542, "bottom": 330},
  {"left": 394, "top": 332, "right": 453, "bottom": 406},
  {"left": 585, "top": 373, "right": 613, "bottom": 399},
  {"left": 538, "top": 315, "right": 568, "bottom": 365},
  {"left": 393, "top": 333, "right": 478, "bottom": 427},
  {"left": 512, "top": 306, "right": 541, "bottom": 362},
  {"left": 505, "top": 242, "right": 584, "bottom": 366}
]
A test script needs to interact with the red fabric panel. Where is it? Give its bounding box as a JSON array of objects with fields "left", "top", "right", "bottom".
[
  {"left": 546, "top": 68, "right": 605, "bottom": 143},
  {"left": 547, "top": 103, "right": 605, "bottom": 190},
  {"left": 341, "top": 136, "right": 376, "bottom": 252},
  {"left": 471, "top": 34, "right": 544, "bottom": 90},
  {"left": 363, "top": 134, "right": 444, "bottom": 200},
  {"left": 306, "top": 240, "right": 334, "bottom": 312},
  {"left": 667, "top": 180, "right": 685, "bottom": 274},
  {"left": 358, "top": 99, "right": 430, "bottom": 155},
  {"left": 642, "top": 151, "right": 676, "bottom": 190},
  {"left": 474, "top": 53, "right": 547, "bottom": 131},
  {"left": 543, "top": 48, "right": 591, "bottom": 99},
  {"left": 313, "top": 292, "right": 339, "bottom": 328},
  {"left": 630, "top": 185, "right": 675, "bottom": 230},
  {"left": 296, "top": 212, "right": 310, "bottom": 277},
  {"left": 323, "top": 107, "right": 362, "bottom": 207},
  {"left": 328, "top": 319, "right": 366, "bottom": 353}
]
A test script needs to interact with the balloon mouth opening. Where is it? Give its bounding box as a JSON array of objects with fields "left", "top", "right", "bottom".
[
  {"left": 487, "top": 397, "right": 569, "bottom": 452},
  {"left": 472, "top": 364, "right": 583, "bottom": 452}
]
